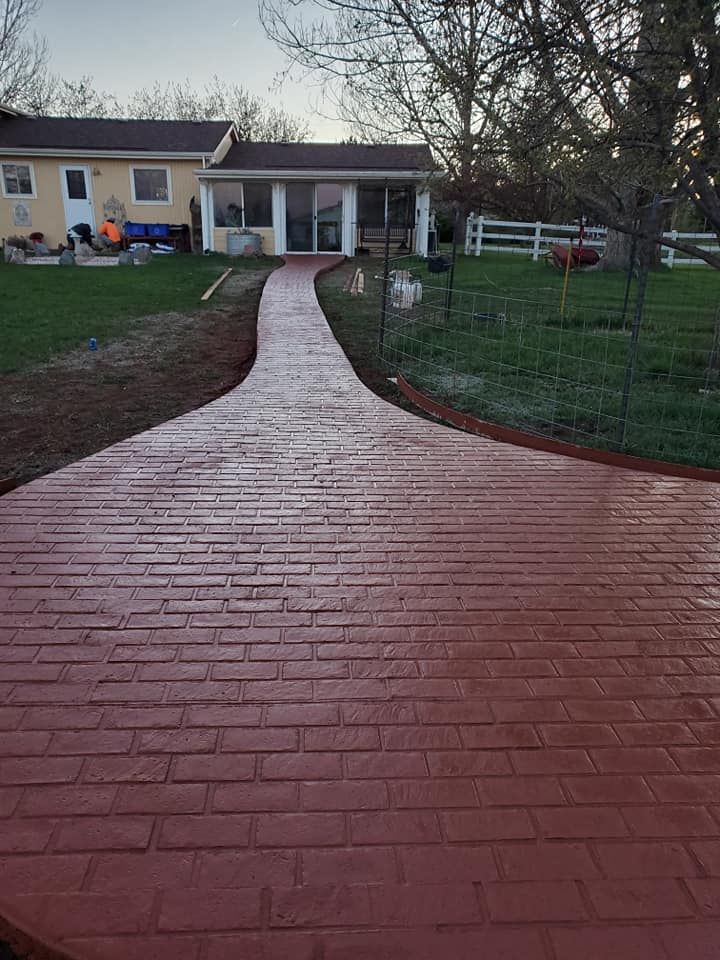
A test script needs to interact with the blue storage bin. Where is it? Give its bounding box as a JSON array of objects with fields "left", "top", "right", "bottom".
[
  {"left": 148, "top": 224, "right": 170, "bottom": 237},
  {"left": 125, "top": 222, "right": 147, "bottom": 237}
]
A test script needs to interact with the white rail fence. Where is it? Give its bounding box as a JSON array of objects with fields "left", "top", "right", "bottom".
[{"left": 464, "top": 215, "right": 720, "bottom": 268}]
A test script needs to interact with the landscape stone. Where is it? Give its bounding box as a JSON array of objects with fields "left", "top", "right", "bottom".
[{"left": 75, "top": 241, "right": 94, "bottom": 263}]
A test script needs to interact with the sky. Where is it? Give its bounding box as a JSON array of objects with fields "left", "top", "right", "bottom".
[{"left": 33, "top": 0, "right": 346, "bottom": 140}]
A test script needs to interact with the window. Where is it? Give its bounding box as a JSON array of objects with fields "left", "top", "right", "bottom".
[
  {"left": 213, "top": 181, "right": 272, "bottom": 228},
  {"left": 130, "top": 166, "right": 172, "bottom": 204},
  {"left": 64, "top": 169, "right": 87, "bottom": 199},
  {"left": 2, "top": 162, "right": 35, "bottom": 198}
]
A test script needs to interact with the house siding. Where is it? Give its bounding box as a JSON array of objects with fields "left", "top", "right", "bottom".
[{"left": 0, "top": 155, "right": 202, "bottom": 248}]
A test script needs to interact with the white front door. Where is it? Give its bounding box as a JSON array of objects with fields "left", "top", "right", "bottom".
[{"left": 59, "top": 165, "right": 94, "bottom": 231}]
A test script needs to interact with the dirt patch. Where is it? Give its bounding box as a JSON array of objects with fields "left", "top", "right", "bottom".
[{"left": 0, "top": 268, "right": 270, "bottom": 489}]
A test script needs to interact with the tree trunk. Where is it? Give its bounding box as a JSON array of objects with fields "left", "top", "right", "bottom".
[
  {"left": 600, "top": 227, "right": 634, "bottom": 271},
  {"left": 637, "top": 202, "right": 665, "bottom": 271}
]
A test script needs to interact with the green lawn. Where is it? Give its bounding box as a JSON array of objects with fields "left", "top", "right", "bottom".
[
  {"left": 318, "top": 254, "right": 720, "bottom": 469},
  {"left": 0, "top": 253, "right": 280, "bottom": 374},
  {"left": 443, "top": 247, "right": 720, "bottom": 312}
]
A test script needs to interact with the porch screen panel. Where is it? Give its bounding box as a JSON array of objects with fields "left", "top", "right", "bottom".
[
  {"left": 213, "top": 182, "right": 244, "bottom": 227},
  {"left": 388, "top": 186, "right": 414, "bottom": 226},
  {"left": 243, "top": 183, "right": 272, "bottom": 227},
  {"left": 357, "top": 185, "right": 415, "bottom": 227},
  {"left": 357, "top": 185, "right": 386, "bottom": 227}
]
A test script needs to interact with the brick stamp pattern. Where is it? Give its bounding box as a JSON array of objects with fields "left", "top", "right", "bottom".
[{"left": 0, "top": 256, "right": 719, "bottom": 959}]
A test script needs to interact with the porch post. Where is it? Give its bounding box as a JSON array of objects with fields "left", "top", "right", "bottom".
[
  {"left": 199, "top": 179, "right": 213, "bottom": 252},
  {"left": 415, "top": 189, "right": 430, "bottom": 257},
  {"left": 272, "top": 182, "right": 285, "bottom": 256},
  {"left": 342, "top": 183, "right": 357, "bottom": 256}
]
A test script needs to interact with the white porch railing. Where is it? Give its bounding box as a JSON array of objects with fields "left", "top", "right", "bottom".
[{"left": 464, "top": 215, "right": 720, "bottom": 268}]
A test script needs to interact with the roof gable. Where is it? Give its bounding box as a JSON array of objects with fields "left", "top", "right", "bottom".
[{"left": 0, "top": 116, "right": 232, "bottom": 154}]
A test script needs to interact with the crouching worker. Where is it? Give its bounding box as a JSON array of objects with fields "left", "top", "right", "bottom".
[{"left": 98, "top": 217, "right": 123, "bottom": 251}]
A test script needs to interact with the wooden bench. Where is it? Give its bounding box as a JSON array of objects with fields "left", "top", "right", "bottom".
[{"left": 356, "top": 224, "right": 414, "bottom": 255}]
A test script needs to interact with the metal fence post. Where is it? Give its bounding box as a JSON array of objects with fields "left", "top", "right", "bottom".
[
  {"left": 444, "top": 205, "right": 460, "bottom": 323},
  {"left": 703, "top": 306, "right": 720, "bottom": 392},
  {"left": 617, "top": 261, "right": 649, "bottom": 447},
  {"left": 378, "top": 197, "right": 391, "bottom": 359},
  {"left": 620, "top": 229, "right": 638, "bottom": 330}
]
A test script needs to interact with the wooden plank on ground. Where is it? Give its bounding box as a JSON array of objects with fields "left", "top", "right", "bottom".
[{"left": 201, "top": 268, "right": 233, "bottom": 301}]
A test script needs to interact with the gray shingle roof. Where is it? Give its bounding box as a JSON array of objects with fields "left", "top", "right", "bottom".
[
  {"left": 215, "top": 141, "right": 434, "bottom": 171},
  {"left": 0, "top": 116, "right": 231, "bottom": 153}
]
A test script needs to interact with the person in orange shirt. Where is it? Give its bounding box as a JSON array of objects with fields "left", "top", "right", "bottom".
[{"left": 98, "top": 217, "right": 124, "bottom": 251}]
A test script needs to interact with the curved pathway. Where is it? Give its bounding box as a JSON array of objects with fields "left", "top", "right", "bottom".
[{"left": 1, "top": 256, "right": 719, "bottom": 960}]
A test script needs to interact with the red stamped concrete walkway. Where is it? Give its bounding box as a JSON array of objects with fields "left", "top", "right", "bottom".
[{"left": 1, "top": 256, "right": 720, "bottom": 960}]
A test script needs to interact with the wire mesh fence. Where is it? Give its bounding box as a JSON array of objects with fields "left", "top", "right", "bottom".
[{"left": 373, "top": 253, "right": 720, "bottom": 469}]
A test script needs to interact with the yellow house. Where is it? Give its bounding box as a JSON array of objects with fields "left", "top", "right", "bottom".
[
  {"left": 0, "top": 106, "right": 437, "bottom": 257},
  {"left": 0, "top": 106, "right": 234, "bottom": 250}
]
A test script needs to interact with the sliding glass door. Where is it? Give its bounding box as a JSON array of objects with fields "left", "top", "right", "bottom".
[
  {"left": 286, "top": 183, "right": 314, "bottom": 252},
  {"left": 285, "top": 183, "right": 343, "bottom": 253},
  {"left": 316, "top": 183, "right": 343, "bottom": 252}
]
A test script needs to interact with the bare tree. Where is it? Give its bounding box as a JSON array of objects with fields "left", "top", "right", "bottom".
[
  {"left": 126, "top": 80, "right": 220, "bottom": 122},
  {"left": 261, "top": 0, "right": 720, "bottom": 268},
  {"left": 259, "top": 0, "right": 514, "bottom": 215},
  {"left": 19, "top": 72, "right": 122, "bottom": 117},
  {"left": 0, "top": 0, "right": 46, "bottom": 106},
  {"left": 499, "top": 0, "right": 720, "bottom": 268},
  {"left": 13, "top": 65, "right": 307, "bottom": 138},
  {"left": 127, "top": 76, "right": 310, "bottom": 141}
]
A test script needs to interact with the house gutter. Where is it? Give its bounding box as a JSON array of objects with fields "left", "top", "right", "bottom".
[
  {"left": 0, "top": 148, "right": 218, "bottom": 159},
  {"left": 194, "top": 167, "right": 439, "bottom": 181}
]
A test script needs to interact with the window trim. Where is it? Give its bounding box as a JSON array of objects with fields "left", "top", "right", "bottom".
[
  {"left": 129, "top": 164, "right": 173, "bottom": 205},
  {"left": 1, "top": 161, "right": 36, "bottom": 199}
]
